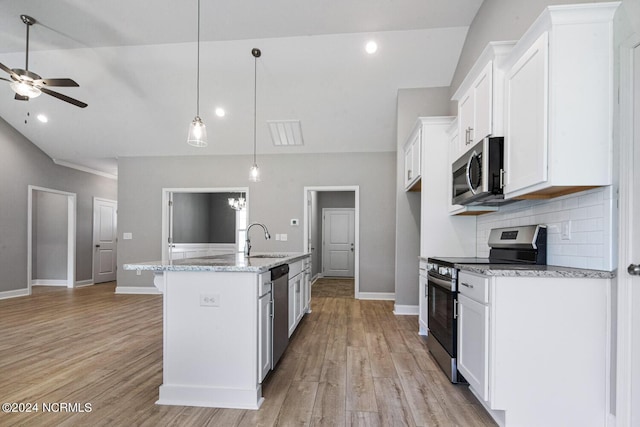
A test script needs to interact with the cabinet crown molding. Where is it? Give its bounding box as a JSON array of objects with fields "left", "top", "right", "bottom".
[{"left": 451, "top": 41, "right": 516, "bottom": 101}]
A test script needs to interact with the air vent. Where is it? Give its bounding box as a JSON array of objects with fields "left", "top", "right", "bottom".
[{"left": 267, "top": 120, "right": 304, "bottom": 146}]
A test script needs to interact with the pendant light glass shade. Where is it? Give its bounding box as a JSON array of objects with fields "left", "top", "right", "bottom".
[
  {"left": 187, "top": 115, "right": 207, "bottom": 147},
  {"left": 228, "top": 195, "right": 246, "bottom": 210},
  {"left": 249, "top": 163, "right": 260, "bottom": 182},
  {"left": 187, "top": 0, "right": 207, "bottom": 147}
]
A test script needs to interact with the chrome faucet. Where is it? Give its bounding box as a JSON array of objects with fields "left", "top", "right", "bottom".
[{"left": 245, "top": 223, "right": 271, "bottom": 257}]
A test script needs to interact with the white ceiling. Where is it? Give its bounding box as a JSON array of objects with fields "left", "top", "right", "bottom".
[{"left": 0, "top": 0, "right": 483, "bottom": 176}]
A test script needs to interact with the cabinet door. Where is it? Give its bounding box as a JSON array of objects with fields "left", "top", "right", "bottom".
[
  {"left": 504, "top": 32, "right": 549, "bottom": 196},
  {"left": 457, "top": 293, "right": 489, "bottom": 401},
  {"left": 473, "top": 62, "right": 493, "bottom": 144},
  {"left": 418, "top": 274, "right": 428, "bottom": 335},
  {"left": 459, "top": 91, "right": 475, "bottom": 152},
  {"left": 288, "top": 279, "right": 296, "bottom": 337},
  {"left": 258, "top": 293, "right": 272, "bottom": 382},
  {"left": 404, "top": 144, "right": 414, "bottom": 188},
  {"left": 412, "top": 129, "right": 421, "bottom": 181}
]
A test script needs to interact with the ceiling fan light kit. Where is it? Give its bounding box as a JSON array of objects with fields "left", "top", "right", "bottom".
[
  {"left": 0, "top": 15, "right": 87, "bottom": 108},
  {"left": 187, "top": 0, "right": 208, "bottom": 147}
]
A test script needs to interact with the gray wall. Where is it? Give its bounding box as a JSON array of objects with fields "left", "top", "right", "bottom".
[
  {"left": 117, "top": 152, "right": 396, "bottom": 294},
  {"left": 395, "top": 87, "right": 452, "bottom": 307},
  {"left": 0, "top": 117, "right": 118, "bottom": 292},
  {"left": 314, "top": 191, "right": 356, "bottom": 277},
  {"left": 33, "top": 191, "right": 68, "bottom": 280}
]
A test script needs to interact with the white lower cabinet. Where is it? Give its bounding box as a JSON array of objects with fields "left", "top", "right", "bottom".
[
  {"left": 418, "top": 263, "right": 428, "bottom": 336},
  {"left": 457, "top": 270, "right": 610, "bottom": 427},
  {"left": 288, "top": 259, "right": 307, "bottom": 337},
  {"left": 258, "top": 290, "right": 272, "bottom": 382},
  {"left": 457, "top": 293, "right": 489, "bottom": 400}
]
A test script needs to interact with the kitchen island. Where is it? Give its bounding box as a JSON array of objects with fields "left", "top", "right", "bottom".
[{"left": 123, "top": 252, "right": 311, "bottom": 410}]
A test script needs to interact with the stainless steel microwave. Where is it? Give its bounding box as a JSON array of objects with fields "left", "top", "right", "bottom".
[{"left": 452, "top": 136, "right": 506, "bottom": 206}]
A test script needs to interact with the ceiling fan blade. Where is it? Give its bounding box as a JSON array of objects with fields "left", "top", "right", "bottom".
[
  {"left": 1, "top": 77, "right": 11, "bottom": 82},
  {"left": 0, "top": 62, "right": 18, "bottom": 78},
  {"left": 37, "top": 78, "right": 80, "bottom": 87},
  {"left": 14, "top": 93, "right": 29, "bottom": 101},
  {"left": 40, "top": 87, "right": 87, "bottom": 108}
]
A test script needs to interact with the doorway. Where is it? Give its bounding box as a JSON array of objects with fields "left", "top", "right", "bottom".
[
  {"left": 27, "top": 186, "right": 76, "bottom": 293},
  {"left": 93, "top": 198, "right": 117, "bottom": 284},
  {"left": 303, "top": 186, "right": 360, "bottom": 298}
]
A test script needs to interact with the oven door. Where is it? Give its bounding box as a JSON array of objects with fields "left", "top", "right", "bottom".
[{"left": 427, "top": 272, "right": 457, "bottom": 357}]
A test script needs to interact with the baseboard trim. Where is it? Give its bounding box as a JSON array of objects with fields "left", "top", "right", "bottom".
[
  {"left": 32, "top": 279, "right": 68, "bottom": 286},
  {"left": 393, "top": 304, "right": 419, "bottom": 315},
  {"left": 0, "top": 288, "right": 30, "bottom": 300},
  {"left": 75, "top": 280, "right": 94, "bottom": 287},
  {"left": 357, "top": 292, "right": 395, "bottom": 301},
  {"left": 115, "top": 286, "right": 161, "bottom": 295}
]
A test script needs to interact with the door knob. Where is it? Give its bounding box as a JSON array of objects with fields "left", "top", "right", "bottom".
[
  {"left": 628, "top": 264, "right": 640, "bottom": 276},
  {"left": 95, "top": 244, "right": 100, "bottom": 248}
]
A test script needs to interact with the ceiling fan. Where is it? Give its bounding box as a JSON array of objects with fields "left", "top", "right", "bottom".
[{"left": 0, "top": 15, "right": 87, "bottom": 108}]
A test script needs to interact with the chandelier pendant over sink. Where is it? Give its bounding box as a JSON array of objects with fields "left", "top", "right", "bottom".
[
  {"left": 249, "top": 48, "right": 262, "bottom": 182},
  {"left": 186, "top": 0, "right": 207, "bottom": 147}
]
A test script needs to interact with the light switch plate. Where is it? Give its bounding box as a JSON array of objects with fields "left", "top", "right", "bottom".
[
  {"left": 281, "top": 234, "right": 288, "bottom": 241},
  {"left": 123, "top": 232, "right": 133, "bottom": 240},
  {"left": 561, "top": 221, "right": 572, "bottom": 240}
]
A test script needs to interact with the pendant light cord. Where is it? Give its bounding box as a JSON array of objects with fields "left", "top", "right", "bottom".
[
  {"left": 253, "top": 54, "right": 257, "bottom": 164},
  {"left": 196, "top": 0, "right": 201, "bottom": 117}
]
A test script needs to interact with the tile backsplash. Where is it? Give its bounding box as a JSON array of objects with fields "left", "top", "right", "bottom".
[{"left": 476, "top": 186, "right": 615, "bottom": 271}]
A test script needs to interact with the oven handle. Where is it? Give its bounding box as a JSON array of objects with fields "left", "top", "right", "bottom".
[{"left": 428, "top": 275, "right": 454, "bottom": 291}]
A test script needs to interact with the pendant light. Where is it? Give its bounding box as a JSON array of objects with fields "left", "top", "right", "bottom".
[
  {"left": 187, "top": 0, "right": 207, "bottom": 147},
  {"left": 249, "top": 48, "right": 261, "bottom": 181}
]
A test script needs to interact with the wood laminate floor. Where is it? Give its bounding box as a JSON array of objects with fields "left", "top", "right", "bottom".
[{"left": 0, "top": 281, "right": 496, "bottom": 426}]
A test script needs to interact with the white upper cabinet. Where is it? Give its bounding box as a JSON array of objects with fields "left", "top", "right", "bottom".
[
  {"left": 403, "top": 123, "right": 422, "bottom": 191},
  {"left": 503, "top": 2, "right": 619, "bottom": 200},
  {"left": 452, "top": 42, "right": 515, "bottom": 160}
]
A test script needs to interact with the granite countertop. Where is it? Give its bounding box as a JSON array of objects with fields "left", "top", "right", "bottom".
[
  {"left": 123, "top": 252, "right": 311, "bottom": 273},
  {"left": 456, "top": 263, "right": 616, "bottom": 279}
]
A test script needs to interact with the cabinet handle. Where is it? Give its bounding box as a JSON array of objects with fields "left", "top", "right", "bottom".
[
  {"left": 460, "top": 282, "right": 474, "bottom": 289},
  {"left": 424, "top": 283, "right": 428, "bottom": 298},
  {"left": 454, "top": 299, "right": 458, "bottom": 319},
  {"left": 499, "top": 168, "right": 505, "bottom": 189},
  {"left": 467, "top": 127, "right": 474, "bottom": 145},
  {"left": 407, "top": 170, "right": 412, "bottom": 180}
]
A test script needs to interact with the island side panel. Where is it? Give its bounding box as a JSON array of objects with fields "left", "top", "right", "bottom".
[{"left": 158, "top": 270, "right": 262, "bottom": 409}]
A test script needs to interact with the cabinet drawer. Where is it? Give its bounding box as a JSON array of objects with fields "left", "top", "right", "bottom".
[
  {"left": 458, "top": 271, "right": 489, "bottom": 303},
  {"left": 259, "top": 271, "right": 272, "bottom": 296},
  {"left": 289, "top": 260, "right": 303, "bottom": 278}
]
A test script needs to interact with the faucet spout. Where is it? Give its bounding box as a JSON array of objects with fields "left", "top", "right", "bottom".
[{"left": 245, "top": 223, "right": 271, "bottom": 257}]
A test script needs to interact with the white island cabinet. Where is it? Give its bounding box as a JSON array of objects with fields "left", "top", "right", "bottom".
[
  {"left": 457, "top": 267, "right": 613, "bottom": 427},
  {"left": 124, "top": 252, "right": 311, "bottom": 410}
]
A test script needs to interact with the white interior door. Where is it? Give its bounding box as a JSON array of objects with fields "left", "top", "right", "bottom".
[
  {"left": 93, "top": 198, "right": 117, "bottom": 283},
  {"left": 322, "top": 208, "right": 355, "bottom": 277}
]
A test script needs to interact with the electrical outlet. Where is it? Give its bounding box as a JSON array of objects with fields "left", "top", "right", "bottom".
[
  {"left": 136, "top": 269, "right": 141, "bottom": 276},
  {"left": 123, "top": 232, "right": 133, "bottom": 240},
  {"left": 275, "top": 234, "right": 281, "bottom": 241},
  {"left": 561, "top": 220, "right": 572, "bottom": 240},
  {"left": 200, "top": 293, "right": 220, "bottom": 307}
]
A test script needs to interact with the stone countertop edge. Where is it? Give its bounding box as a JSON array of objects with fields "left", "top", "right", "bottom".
[
  {"left": 455, "top": 263, "right": 616, "bottom": 279},
  {"left": 123, "top": 252, "right": 311, "bottom": 274}
]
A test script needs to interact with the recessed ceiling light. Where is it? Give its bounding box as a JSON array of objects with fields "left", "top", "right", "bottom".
[
  {"left": 36, "top": 114, "right": 48, "bottom": 123},
  {"left": 365, "top": 41, "right": 378, "bottom": 54},
  {"left": 215, "top": 107, "right": 226, "bottom": 117}
]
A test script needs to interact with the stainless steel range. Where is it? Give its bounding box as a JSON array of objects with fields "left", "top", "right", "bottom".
[{"left": 426, "top": 224, "right": 547, "bottom": 383}]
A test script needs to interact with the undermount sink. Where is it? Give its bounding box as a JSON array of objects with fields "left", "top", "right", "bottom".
[{"left": 247, "top": 254, "right": 289, "bottom": 259}]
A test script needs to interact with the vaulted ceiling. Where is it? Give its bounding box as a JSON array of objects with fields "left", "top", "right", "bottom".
[{"left": 0, "top": 0, "right": 483, "bottom": 176}]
